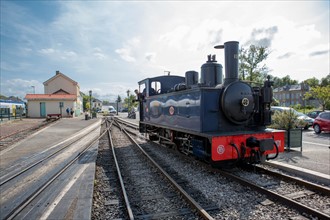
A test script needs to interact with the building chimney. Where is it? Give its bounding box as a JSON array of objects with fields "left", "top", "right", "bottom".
[{"left": 56, "top": 70, "right": 60, "bottom": 75}]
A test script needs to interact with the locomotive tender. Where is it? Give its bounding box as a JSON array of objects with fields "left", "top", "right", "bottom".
[{"left": 137, "top": 41, "right": 285, "bottom": 166}]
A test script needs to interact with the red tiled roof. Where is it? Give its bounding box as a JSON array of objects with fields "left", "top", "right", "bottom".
[{"left": 25, "top": 94, "right": 77, "bottom": 100}]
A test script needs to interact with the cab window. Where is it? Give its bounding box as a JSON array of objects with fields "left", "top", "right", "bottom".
[
  {"left": 151, "top": 81, "right": 161, "bottom": 95},
  {"left": 139, "top": 83, "right": 146, "bottom": 97}
]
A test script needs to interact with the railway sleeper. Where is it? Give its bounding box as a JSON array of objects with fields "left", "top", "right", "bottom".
[{"left": 135, "top": 208, "right": 197, "bottom": 220}]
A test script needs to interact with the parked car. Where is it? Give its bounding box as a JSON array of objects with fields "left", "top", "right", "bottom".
[
  {"left": 313, "top": 112, "right": 330, "bottom": 134},
  {"left": 271, "top": 106, "right": 314, "bottom": 130},
  {"left": 121, "top": 108, "right": 128, "bottom": 112},
  {"left": 307, "top": 110, "right": 324, "bottom": 119}
]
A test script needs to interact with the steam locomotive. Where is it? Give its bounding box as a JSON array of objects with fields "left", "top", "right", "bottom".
[{"left": 137, "top": 41, "right": 285, "bottom": 166}]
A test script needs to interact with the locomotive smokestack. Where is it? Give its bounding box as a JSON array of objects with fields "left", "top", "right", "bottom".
[{"left": 215, "top": 41, "right": 239, "bottom": 86}]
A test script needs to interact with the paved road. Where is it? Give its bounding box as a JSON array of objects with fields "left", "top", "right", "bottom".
[
  {"left": 274, "top": 129, "right": 330, "bottom": 176},
  {"left": 303, "top": 129, "right": 330, "bottom": 146}
]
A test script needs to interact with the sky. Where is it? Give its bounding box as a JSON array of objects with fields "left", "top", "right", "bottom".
[{"left": 1, "top": 1, "right": 329, "bottom": 101}]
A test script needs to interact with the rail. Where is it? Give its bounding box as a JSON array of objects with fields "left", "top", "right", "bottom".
[
  {"left": 213, "top": 167, "right": 330, "bottom": 219},
  {"left": 106, "top": 119, "right": 134, "bottom": 219},
  {"left": 114, "top": 118, "right": 214, "bottom": 220}
]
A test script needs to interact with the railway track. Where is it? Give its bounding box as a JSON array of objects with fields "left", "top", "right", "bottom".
[
  {"left": 92, "top": 119, "right": 128, "bottom": 219},
  {"left": 114, "top": 117, "right": 330, "bottom": 219},
  {"left": 216, "top": 167, "right": 330, "bottom": 219},
  {"left": 0, "top": 120, "right": 104, "bottom": 219},
  {"left": 99, "top": 117, "right": 215, "bottom": 219}
]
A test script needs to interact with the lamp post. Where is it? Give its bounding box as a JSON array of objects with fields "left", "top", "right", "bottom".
[
  {"left": 89, "top": 90, "right": 92, "bottom": 117},
  {"left": 127, "top": 90, "right": 130, "bottom": 113},
  {"left": 116, "top": 99, "right": 119, "bottom": 116}
]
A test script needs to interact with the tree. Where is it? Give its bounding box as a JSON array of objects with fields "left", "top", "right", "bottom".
[
  {"left": 102, "top": 100, "right": 110, "bottom": 105},
  {"left": 304, "top": 77, "right": 319, "bottom": 88},
  {"left": 320, "top": 74, "right": 330, "bottom": 87},
  {"left": 0, "top": 94, "right": 7, "bottom": 99},
  {"left": 270, "top": 75, "right": 298, "bottom": 88},
  {"left": 239, "top": 45, "right": 270, "bottom": 84},
  {"left": 82, "top": 94, "right": 93, "bottom": 111},
  {"left": 116, "top": 95, "right": 122, "bottom": 103},
  {"left": 271, "top": 76, "right": 284, "bottom": 88},
  {"left": 85, "top": 102, "right": 91, "bottom": 111},
  {"left": 124, "top": 94, "right": 137, "bottom": 111},
  {"left": 304, "top": 85, "right": 330, "bottom": 110},
  {"left": 282, "top": 75, "right": 298, "bottom": 87}
]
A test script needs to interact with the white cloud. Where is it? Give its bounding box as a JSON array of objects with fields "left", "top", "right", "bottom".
[
  {"left": 92, "top": 48, "right": 107, "bottom": 60},
  {"left": 39, "top": 48, "right": 55, "bottom": 54},
  {"left": 38, "top": 48, "right": 77, "bottom": 61},
  {"left": 1, "top": 1, "right": 329, "bottom": 99},
  {"left": 1, "top": 78, "right": 43, "bottom": 99},
  {"left": 82, "top": 82, "right": 137, "bottom": 102},
  {"left": 115, "top": 48, "right": 136, "bottom": 62},
  {"left": 93, "top": 52, "right": 106, "bottom": 60},
  {"left": 0, "top": 61, "right": 33, "bottom": 72},
  {"left": 115, "top": 37, "right": 141, "bottom": 62},
  {"left": 61, "top": 51, "right": 77, "bottom": 60}
]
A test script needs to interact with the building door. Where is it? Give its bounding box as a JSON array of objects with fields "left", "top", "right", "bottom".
[{"left": 40, "top": 102, "right": 46, "bottom": 117}]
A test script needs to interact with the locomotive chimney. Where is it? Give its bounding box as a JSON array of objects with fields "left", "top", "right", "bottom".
[{"left": 215, "top": 41, "right": 239, "bottom": 86}]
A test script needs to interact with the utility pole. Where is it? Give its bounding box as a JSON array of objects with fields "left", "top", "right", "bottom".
[{"left": 127, "top": 90, "right": 130, "bottom": 112}]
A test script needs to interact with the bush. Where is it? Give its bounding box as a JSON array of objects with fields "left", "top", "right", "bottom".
[{"left": 269, "top": 110, "right": 305, "bottom": 130}]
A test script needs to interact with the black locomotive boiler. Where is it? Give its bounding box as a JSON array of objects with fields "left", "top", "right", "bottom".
[{"left": 137, "top": 41, "right": 285, "bottom": 166}]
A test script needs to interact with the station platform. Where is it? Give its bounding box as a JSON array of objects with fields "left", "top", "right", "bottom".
[
  {"left": 0, "top": 115, "right": 101, "bottom": 219},
  {"left": 1, "top": 115, "right": 101, "bottom": 163},
  {"left": 267, "top": 146, "right": 330, "bottom": 186}
]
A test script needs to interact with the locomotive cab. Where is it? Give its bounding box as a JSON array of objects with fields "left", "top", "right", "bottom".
[
  {"left": 138, "top": 75, "right": 185, "bottom": 98},
  {"left": 138, "top": 75, "right": 185, "bottom": 132}
]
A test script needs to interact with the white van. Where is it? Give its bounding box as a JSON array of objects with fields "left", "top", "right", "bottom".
[{"left": 108, "top": 106, "right": 117, "bottom": 114}]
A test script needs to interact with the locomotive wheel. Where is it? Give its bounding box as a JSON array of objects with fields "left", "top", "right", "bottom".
[{"left": 149, "top": 133, "right": 159, "bottom": 141}]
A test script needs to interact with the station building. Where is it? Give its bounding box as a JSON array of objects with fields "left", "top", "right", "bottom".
[
  {"left": 273, "top": 83, "right": 319, "bottom": 108},
  {"left": 92, "top": 98, "right": 103, "bottom": 112},
  {"left": 25, "top": 71, "right": 83, "bottom": 118}
]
